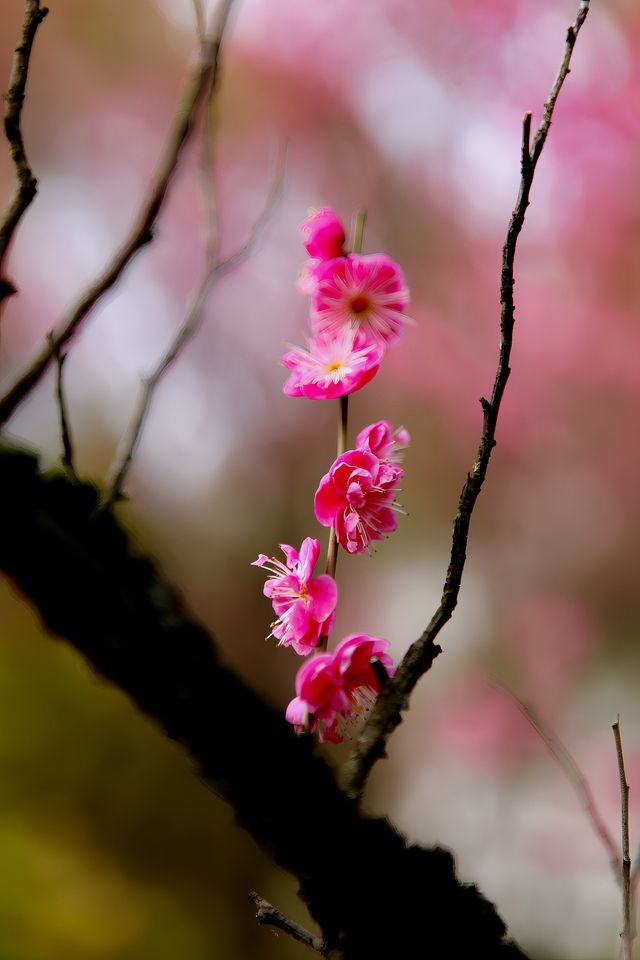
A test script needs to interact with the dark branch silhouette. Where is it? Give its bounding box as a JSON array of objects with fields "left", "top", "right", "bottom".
[{"left": 0, "top": 0, "right": 48, "bottom": 307}]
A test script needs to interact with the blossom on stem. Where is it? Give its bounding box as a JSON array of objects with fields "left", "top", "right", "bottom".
[
  {"left": 299, "top": 207, "right": 346, "bottom": 260},
  {"left": 281, "top": 331, "right": 384, "bottom": 400},
  {"left": 314, "top": 448, "right": 404, "bottom": 554},
  {"left": 356, "top": 420, "right": 410, "bottom": 462},
  {"left": 252, "top": 538, "right": 338, "bottom": 655},
  {"left": 311, "top": 253, "right": 410, "bottom": 347},
  {"left": 286, "top": 633, "right": 395, "bottom": 743}
]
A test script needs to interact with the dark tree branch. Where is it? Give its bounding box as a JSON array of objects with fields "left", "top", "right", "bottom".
[
  {"left": 0, "top": 0, "right": 49, "bottom": 308},
  {"left": 341, "top": 0, "right": 592, "bottom": 801},
  {"left": 0, "top": 0, "right": 236, "bottom": 429},
  {"left": 0, "top": 443, "right": 527, "bottom": 960},
  {"left": 248, "top": 891, "right": 328, "bottom": 956}
]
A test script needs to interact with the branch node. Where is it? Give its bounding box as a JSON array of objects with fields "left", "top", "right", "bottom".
[{"left": 521, "top": 113, "right": 532, "bottom": 173}]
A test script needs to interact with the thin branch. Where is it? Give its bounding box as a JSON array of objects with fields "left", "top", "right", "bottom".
[
  {"left": 100, "top": 151, "right": 285, "bottom": 509},
  {"left": 49, "top": 334, "right": 78, "bottom": 482},
  {"left": 501, "top": 686, "right": 621, "bottom": 881},
  {"left": 0, "top": 0, "right": 236, "bottom": 429},
  {"left": 0, "top": 0, "right": 49, "bottom": 307},
  {"left": 248, "top": 892, "right": 329, "bottom": 956},
  {"left": 341, "top": 0, "right": 592, "bottom": 800},
  {"left": 613, "top": 717, "right": 634, "bottom": 960}
]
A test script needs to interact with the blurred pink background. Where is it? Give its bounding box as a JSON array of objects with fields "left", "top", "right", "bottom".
[{"left": 1, "top": 0, "right": 639, "bottom": 956}]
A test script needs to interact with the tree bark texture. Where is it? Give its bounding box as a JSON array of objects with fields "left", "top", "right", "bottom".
[{"left": 0, "top": 442, "right": 527, "bottom": 960}]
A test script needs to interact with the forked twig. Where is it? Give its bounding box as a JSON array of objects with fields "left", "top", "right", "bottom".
[
  {"left": 0, "top": 0, "right": 49, "bottom": 306},
  {"left": 341, "top": 0, "right": 592, "bottom": 800},
  {"left": 248, "top": 892, "right": 328, "bottom": 956},
  {"left": 0, "top": 0, "right": 236, "bottom": 428},
  {"left": 100, "top": 151, "right": 284, "bottom": 510}
]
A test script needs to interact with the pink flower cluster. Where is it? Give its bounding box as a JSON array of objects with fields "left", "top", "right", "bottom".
[
  {"left": 282, "top": 208, "right": 410, "bottom": 400},
  {"left": 254, "top": 421, "right": 407, "bottom": 740},
  {"left": 253, "top": 209, "right": 412, "bottom": 743}
]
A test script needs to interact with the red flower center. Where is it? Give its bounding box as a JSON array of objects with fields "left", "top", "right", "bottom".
[{"left": 350, "top": 294, "right": 371, "bottom": 314}]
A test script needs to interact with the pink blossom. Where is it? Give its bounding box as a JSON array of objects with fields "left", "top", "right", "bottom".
[
  {"left": 311, "top": 253, "right": 410, "bottom": 347},
  {"left": 281, "top": 332, "right": 384, "bottom": 400},
  {"left": 252, "top": 538, "right": 337, "bottom": 655},
  {"left": 356, "top": 420, "right": 411, "bottom": 462},
  {"left": 286, "top": 633, "right": 395, "bottom": 743},
  {"left": 314, "top": 448, "right": 404, "bottom": 554},
  {"left": 299, "top": 207, "right": 346, "bottom": 260}
]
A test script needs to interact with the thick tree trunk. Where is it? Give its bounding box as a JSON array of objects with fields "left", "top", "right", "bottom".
[{"left": 0, "top": 442, "right": 527, "bottom": 959}]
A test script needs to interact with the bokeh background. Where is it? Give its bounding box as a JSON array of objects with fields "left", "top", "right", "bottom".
[{"left": 1, "top": 0, "right": 639, "bottom": 956}]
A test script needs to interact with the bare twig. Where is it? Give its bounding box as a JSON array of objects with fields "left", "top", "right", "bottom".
[
  {"left": 0, "top": 0, "right": 236, "bottom": 429},
  {"left": 248, "top": 892, "right": 329, "bottom": 956},
  {"left": 341, "top": 0, "right": 592, "bottom": 800},
  {"left": 48, "top": 334, "right": 78, "bottom": 482},
  {"left": 0, "top": 0, "right": 49, "bottom": 307},
  {"left": 613, "top": 717, "right": 634, "bottom": 960},
  {"left": 100, "top": 152, "right": 285, "bottom": 509},
  {"left": 501, "top": 686, "right": 621, "bottom": 880}
]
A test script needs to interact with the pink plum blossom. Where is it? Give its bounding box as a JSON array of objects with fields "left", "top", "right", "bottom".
[
  {"left": 299, "top": 207, "right": 346, "bottom": 260},
  {"left": 286, "top": 633, "right": 395, "bottom": 743},
  {"left": 311, "top": 253, "right": 410, "bottom": 347},
  {"left": 356, "top": 420, "right": 411, "bottom": 462},
  {"left": 314, "top": 448, "right": 404, "bottom": 554},
  {"left": 252, "top": 538, "right": 337, "bottom": 655},
  {"left": 281, "top": 331, "right": 384, "bottom": 400}
]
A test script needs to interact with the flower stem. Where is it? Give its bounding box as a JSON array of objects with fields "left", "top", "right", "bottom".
[
  {"left": 325, "top": 395, "right": 349, "bottom": 581},
  {"left": 317, "top": 212, "right": 366, "bottom": 653},
  {"left": 318, "top": 394, "right": 348, "bottom": 652},
  {"left": 350, "top": 209, "right": 367, "bottom": 255}
]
